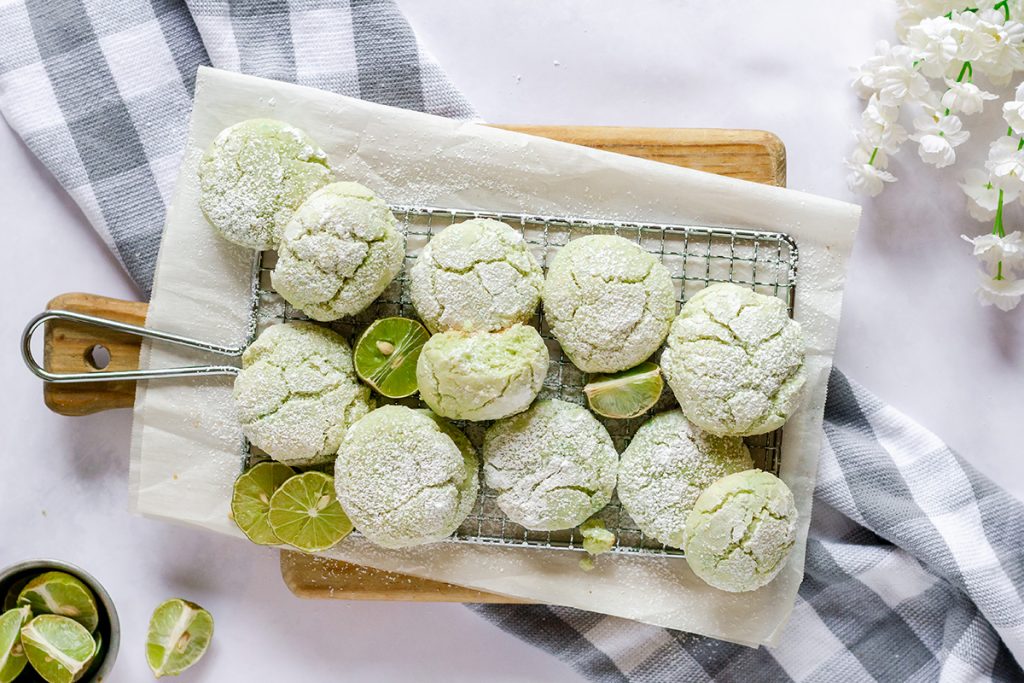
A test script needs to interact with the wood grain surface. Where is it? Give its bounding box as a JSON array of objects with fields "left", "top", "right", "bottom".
[{"left": 36, "top": 125, "right": 786, "bottom": 603}]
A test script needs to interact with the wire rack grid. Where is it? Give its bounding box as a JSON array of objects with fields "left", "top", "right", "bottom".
[{"left": 243, "top": 205, "right": 799, "bottom": 558}]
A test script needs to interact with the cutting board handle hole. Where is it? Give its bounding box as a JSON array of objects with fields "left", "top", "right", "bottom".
[{"left": 85, "top": 344, "right": 111, "bottom": 370}]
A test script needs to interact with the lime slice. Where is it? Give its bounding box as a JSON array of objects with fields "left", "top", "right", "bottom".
[
  {"left": 354, "top": 317, "right": 429, "bottom": 398},
  {"left": 230, "top": 462, "right": 295, "bottom": 545},
  {"left": 17, "top": 572, "right": 99, "bottom": 634},
  {"left": 583, "top": 362, "right": 663, "bottom": 419},
  {"left": 268, "top": 472, "right": 353, "bottom": 552},
  {"left": 146, "top": 599, "right": 213, "bottom": 679},
  {"left": 20, "top": 615, "right": 95, "bottom": 683},
  {"left": 0, "top": 607, "right": 31, "bottom": 683}
]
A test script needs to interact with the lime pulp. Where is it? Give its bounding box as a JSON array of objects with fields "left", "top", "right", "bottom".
[
  {"left": 17, "top": 572, "right": 99, "bottom": 634},
  {"left": 20, "top": 615, "right": 96, "bottom": 683},
  {"left": 0, "top": 607, "right": 30, "bottom": 683}
]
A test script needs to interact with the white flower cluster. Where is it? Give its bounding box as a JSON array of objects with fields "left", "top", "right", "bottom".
[{"left": 850, "top": 0, "right": 1024, "bottom": 310}]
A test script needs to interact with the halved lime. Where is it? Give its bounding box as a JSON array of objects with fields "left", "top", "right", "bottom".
[
  {"left": 17, "top": 572, "right": 99, "bottom": 634},
  {"left": 230, "top": 461, "right": 295, "bottom": 545},
  {"left": 354, "top": 317, "right": 430, "bottom": 398},
  {"left": 20, "top": 615, "right": 95, "bottom": 683},
  {"left": 0, "top": 607, "right": 31, "bottom": 683},
  {"left": 146, "top": 599, "right": 213, "bottom": 679},
  {"left": 268, "top": 472, "right": 353, "bottom": 552},
  {"left": 583, "top": 362, "right": 663, "bottom": 419}
]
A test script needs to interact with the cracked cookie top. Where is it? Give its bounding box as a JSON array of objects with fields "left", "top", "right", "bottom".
[
  {"left": 542, "top": 234, "right": 676, "bottom": 373},
  {"left": 271, "top": 182, "right": 405, "bottom": 321},
  {"left": 334, "top": 406, "right": 479, "bottom": 549},
  {"left": 661, "top": 283, "right": 806, "bottom": 437},
  {"left": 483, "top": 399, "right": 618, "bottom": 531},
  {"left": 416, "top": 324, "right": 549, "bottom": 422},
  {"left": 233, "top": 322, "right": 373, "bottom": 466},
  {"left": 409, "top": 218, "right": 543, "bottom": 333},
  {"left": 199, "top": 119, "right": 333, "bottom": 250},
  {"left": 617, "top": 410, "right": 752, "bottom": 550},
  {"left": 683, "top": 469, "right": 797, "bottom": 593}
]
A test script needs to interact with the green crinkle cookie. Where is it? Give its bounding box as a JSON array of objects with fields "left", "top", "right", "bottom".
[
  {"left": 543, "top": 235, "right": 676, "bottom": 373},
  {"left": 334, "top": 406, "right": 479, "bottom": 549},
  {"left": 684, "top": 469, "right": 797, "bottom": 593},
  {"left": 272, "top": 182, "right": 405, "bottom": 321},
  {"left": 233, "top": 322, "right": 372, "bottom": 466},
  {"left": 416, "top": 324, "right": 549, "bottom": 422},
  {"left": 661, "top": 282, "right": 806, "bottom": 437},
  {"left": 410, "top": 218, "right": 543, "bottom": 333},
  {"left": 199, "top": 119, "right": 333, "bottom": 250},
  {"left": 483, "top": 399, "right": 618, "bottom": 531}
]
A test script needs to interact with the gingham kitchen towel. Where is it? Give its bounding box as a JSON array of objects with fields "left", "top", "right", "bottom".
[{"left": 1, "top": 4, "right": 1022, "bottom": 682}]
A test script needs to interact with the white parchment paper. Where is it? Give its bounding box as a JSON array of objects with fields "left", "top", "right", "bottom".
[{"left": 130, "top": 67, "right": 860, "bottom": 647}]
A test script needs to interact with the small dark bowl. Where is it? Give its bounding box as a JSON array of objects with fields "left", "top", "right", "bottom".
[{"left": 0, "top": 559, "right": 120, "bottom": 682}]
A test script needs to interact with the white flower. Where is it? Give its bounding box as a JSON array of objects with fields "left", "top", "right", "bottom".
[
  {"left": 906, "top": 17, "right": 959, "bottom": 78},
  {"left": 960, "top": 169, "right": 1019, "bottom": 221},
  {"left": 1003, "top": 100, "right": 1024, "bottom": 134},
  {"left": 846, "top": 159, "right": 897, "bottom": 197},
  {"left": 858, "top": 95, "right": 908, "bottom": 153},
  {"left": 911, "top": 113, "right": 969, "bottom": 167},
  {"left": 976, "top": 271, "right": 1024, "bottom": 311},
  {"left": 985, "top": 136, "right": 1024, "bottom": 191},
  {"left": 897, "top": 0, "right": 964, "bottom": 38},
  {"left": 958, "top": 11, "right": 1024, "bottom": 86},
  {"left": 853, "top": 41, "right": 930, "bottom": 104},
  {"left": 942, "top": 81, "right": 997, "bottom": 115},
  {"left": 962, "top": 231, "right": 1024, "bottom": 269}
]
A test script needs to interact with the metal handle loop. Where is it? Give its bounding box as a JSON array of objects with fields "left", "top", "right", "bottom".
[{"left": 22, "top": 310, "right": 243, "bottom": 384}]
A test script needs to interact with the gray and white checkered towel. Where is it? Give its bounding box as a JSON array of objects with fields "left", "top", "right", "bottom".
[{"left": 1, "top": 3, "right": 1022, "bottom": 682}]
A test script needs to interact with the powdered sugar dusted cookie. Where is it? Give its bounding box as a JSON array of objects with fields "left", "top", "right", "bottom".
[
  {"left": 543, "top": 235, "right": 676, "bottom": 373},
  {"left": 483, "top": 399, "right": 618, "bottom": 531},
  {"left": 334, "top": 406, "right": 479, "bottom": 549},
  {"left": 272, "top": 182, "right": 405, "bottom": 321},
  {"left": 661, "top": 283, "right": 806, "bottom": 437},
  {"left": 233, "top": 322, "right": 373, "bottom": 466},
  {"left": 409, "top": 218, "right": 543, "bottom": 333},
  {"left": 684, "top": 469, "right": 797, "bottom": 592},
  {"left": 417, "top": 324, "right": 549, "bottom": 422},
  {"left": 199, "top": 119, "right": 333, "bottom": 250},
  {"left": 618, "top": 410, "right": 752, "bottom": 549}
]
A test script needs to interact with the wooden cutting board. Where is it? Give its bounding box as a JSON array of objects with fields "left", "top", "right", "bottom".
[{"left": 38, "top": 125, "right": 786, "bottom": 603}]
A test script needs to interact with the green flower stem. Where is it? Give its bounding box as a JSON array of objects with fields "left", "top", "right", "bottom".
[
  {"left": 868, "top": 147, "right": 879, "bottom": 165},
  {"left": 993, "top": 189, "right": 1006, "bottom": 239}
]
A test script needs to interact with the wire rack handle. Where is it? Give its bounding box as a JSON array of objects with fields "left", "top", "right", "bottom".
[{"left": 22, "top": 310, "right": 244, "bottom": 384}]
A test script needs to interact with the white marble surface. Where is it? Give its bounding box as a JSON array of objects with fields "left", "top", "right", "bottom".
[{"left": 2, "top": 1, "right": 1022, "bottom": 681}]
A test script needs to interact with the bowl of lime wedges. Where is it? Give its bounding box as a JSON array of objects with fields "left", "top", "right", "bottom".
[{"left": 0, "top": 559, "right": 119, "bottom": 683}]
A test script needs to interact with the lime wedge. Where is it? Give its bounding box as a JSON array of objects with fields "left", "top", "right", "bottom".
[
  {"left": 268, "top": 472, "right": 353, "bottom": 552},
  {"left": 0, "top": 607, "right": 31, "bottom": 683},
  {"left": 230, "top": 462, "right": 295, "bottom": 545},
  {"left": 354, "top": 317, "right": 430, "bottom": 398},
  {"left": 20, "top": 615, "right": 95, "bottom": 683},
  {"left": 17, "top": 572, "right": 99, "bottom": 634},
  {"left": 146, "top": 599, "right": 213, "bottom": 679},
  {"left": 583, "top": 362, "right": 663, "bottom": 419}
]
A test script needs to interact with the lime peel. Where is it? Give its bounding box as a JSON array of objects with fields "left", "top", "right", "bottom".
[{"left": 583, "top": 362, "right": 663, "bottom": 419}]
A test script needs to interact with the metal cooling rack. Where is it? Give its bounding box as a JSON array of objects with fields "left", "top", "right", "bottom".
[{"left": 242, "top": 205, "right": 799, "bottom": 558}]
